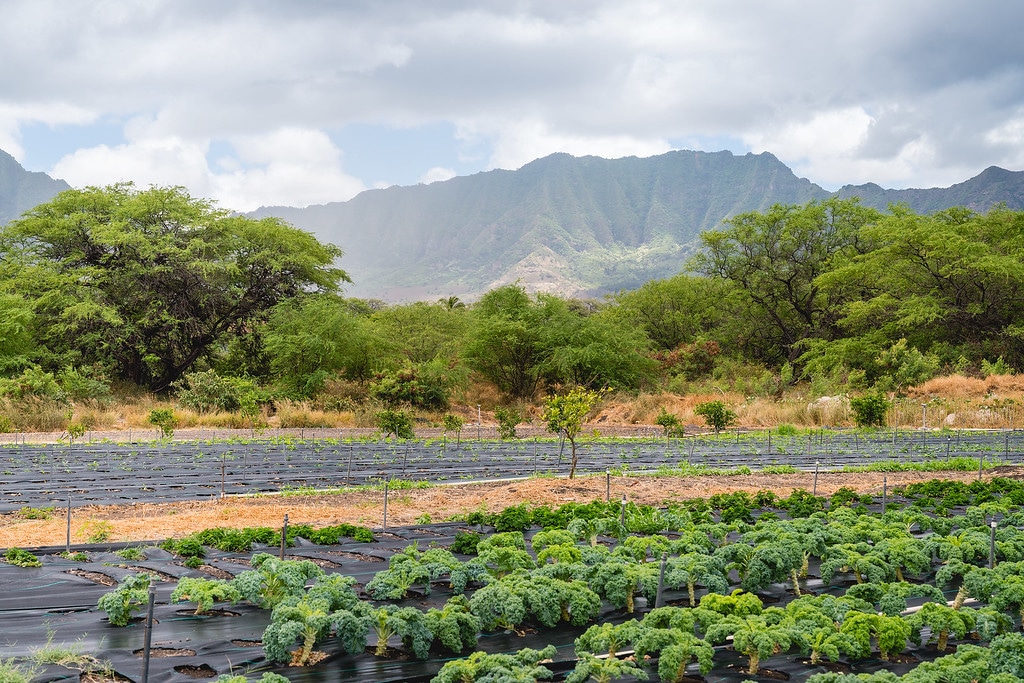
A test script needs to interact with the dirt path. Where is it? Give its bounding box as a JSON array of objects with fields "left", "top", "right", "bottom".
[{"left": 3, "top": 468, "right": 1021, "bottom": 549}]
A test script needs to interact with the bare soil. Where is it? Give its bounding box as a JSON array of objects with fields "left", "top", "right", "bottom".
[{"left": 4, "top": 467, "right": 1022, "bottom": 549}]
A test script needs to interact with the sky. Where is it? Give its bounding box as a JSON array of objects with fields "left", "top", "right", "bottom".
[{"left": 3, "top": 0, "right": 1024, "bottom": 212}]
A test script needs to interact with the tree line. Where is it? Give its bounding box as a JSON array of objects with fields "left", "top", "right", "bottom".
[{"left": 0, "top": 184, "right": 1021, "bottom": 413}]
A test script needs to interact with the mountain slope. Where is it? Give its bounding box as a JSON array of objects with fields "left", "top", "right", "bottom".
[
  {"left": 255, "top": 150, "right": 833, "bottom": 299},
  {"left": 0, "top": 150, "right": 70, "bottom": 225}
]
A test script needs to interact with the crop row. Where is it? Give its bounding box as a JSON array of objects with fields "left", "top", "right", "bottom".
[
  {"left": 2, "top": 429, "right": 1023, "bottom": 512},
  {"left": 2, "top": 476, "right": 1022, "bottom": 682}
]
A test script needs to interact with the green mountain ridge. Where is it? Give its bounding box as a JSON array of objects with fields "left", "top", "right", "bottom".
[
  {"left": 4, "top": 147, "right": 1024, "bottom": 302},
  {"left": 254, "top": 150, "right": 1024, "bottom": 300},
  {"left": 254, "top": 150, "right": 831, "bottom": 299}
]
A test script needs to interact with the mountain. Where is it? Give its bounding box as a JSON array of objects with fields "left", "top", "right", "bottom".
[
  {"left": 0, "top": 150, "right": 70, "bottom": 225},
  {"left": 255, "top": 150, "right": 830, "bottom": 299},
  {"left": 254, "top": 150, "right": 1024, "bottom": 301}
]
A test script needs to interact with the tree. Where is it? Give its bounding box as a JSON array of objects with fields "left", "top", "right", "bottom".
[
  {"left": 0, "top": 184, "right": 346, "bottom": 392},
  {"left": 815, "top": 205, "right": 1024, "bottom": 371},
  {"left": 263, "top": 294, "right": 378, "bottom": 395},
  {"left": 691, "top": 198, "right": 881, "bottom": 364},
  {"left": 693, "top": 400, "right": 736, "bottom": 434},
  {"left": 542, "top": 386, "right": 603, "bottom": 478}
]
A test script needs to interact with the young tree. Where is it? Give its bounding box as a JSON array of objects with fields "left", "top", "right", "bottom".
[
  {"left": 693, "top": 400, "right": 737, "bottom": 434},
  {"left": 542, "top": 386, "right": 602, "bottom": 478}
]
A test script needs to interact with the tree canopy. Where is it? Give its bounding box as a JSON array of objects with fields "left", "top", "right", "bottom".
[{"left": 0, "top": 184, "right": 346, "bottom": 391}]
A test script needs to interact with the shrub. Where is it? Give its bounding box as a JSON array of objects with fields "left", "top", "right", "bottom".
[
  {"left": 494, "top": 407, "right": 521, "bottom": 440},
  {"left": 174, "top": 370, "right": 265, "bottom": 414},
  {"left": 147, "top": 408, "right": 178, "bottom": 438},
  {"left": 693, "top": 401, "right": 737, "bottom": 434},
  {"left": 850, "top": 393, "right": 890, "bottom": 428},
  {"left": 377, "top": 409, "right": 414, "bottom": 439},
  {"left": 655, "top": 408, "right": 685, "bottom": 437}
]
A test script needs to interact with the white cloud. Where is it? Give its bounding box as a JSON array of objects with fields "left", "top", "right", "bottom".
[
  {"left": 0, "top": 101, "right": 95, "bottom": 161},
  {"left": 419, "top": 166, "right": 456, "bottom": 184},
  {"left": 742, "top": 107, "right": 947, "bottom": 189},
  {"left": 472, "top": 118, "right": 671, "bottom": 171},
  {"left": 52, "top": 127, "right": 365, "bottom": 211},
  {"left": 3, "top": 1, "right": 1024, "bottom": 201}
]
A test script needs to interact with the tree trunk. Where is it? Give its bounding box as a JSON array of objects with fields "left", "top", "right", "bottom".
[{"left": 569, "top": 439, "right": 578, "bottom": 479}]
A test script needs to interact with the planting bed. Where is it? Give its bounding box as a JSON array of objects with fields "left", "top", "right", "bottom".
[
  {"left": 0, "top": 429, "right": 1022, "bottom": 513},
  {"left": 2, "top": 474, "right": 1024, "bottom": 683}
]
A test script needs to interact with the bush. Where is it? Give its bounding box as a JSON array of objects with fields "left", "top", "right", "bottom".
[
  {"left": 655, "top": 408, "right": 685, "bottom": 437},
  {"left": 147, "top": 408, "right": 178, "bottom": 438},
  {"left": 693, "top": 400, "right": 737, "bottom": 434},
  {"left": 369, "top": 364, "right": 450, "bottom": 410},
  {"left": 377, "top": 409, "right": 414, "bottom": 439},
  {"left": 174, "top": 370, "right": 264, "bottom": 414},
  {"left": 850, "top": 393, "right": 890, "bottom": 428},
  {"left": 494, "top": 407, "right": 521, "bottom": 440}
]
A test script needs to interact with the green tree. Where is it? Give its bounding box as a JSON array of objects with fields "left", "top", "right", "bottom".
[
  {"left": 691, "top": 197, "right": 881, "bottom": 364},
  {"left": 816, "top": 205, "right": 1024, "bottom": 371},
  {"left": 0, "top": 184, "right": 346, "bottom": 392},
  {"left": 264, "top": 295, "right": 376, "bottom": 396},
  {"left": 693, "top": 400, "right": 736, "bottom": 434},
  {"left": 542, "top": 386, "right": 602, "bottom": 478}
]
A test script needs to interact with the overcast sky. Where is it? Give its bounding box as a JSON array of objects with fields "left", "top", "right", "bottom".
[{"left": 3, "top": 0, "right": 1023, "bottom": 211}]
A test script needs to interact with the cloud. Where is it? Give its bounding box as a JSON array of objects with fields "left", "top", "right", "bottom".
[
  {"left": 0, "top": 102, "right": 95, "bottom": 161},
  {"left": 419, "top": 166, "right": 456, "bottom": 184},
  {"left": 52, "top": 127, "right": 365, "bottom": 211},
  {"left": 5, "top": 0, "right": 1024, "bottom": 203},
  {"left": 463, "top": 117, "right": 672, "bottom": 171}
]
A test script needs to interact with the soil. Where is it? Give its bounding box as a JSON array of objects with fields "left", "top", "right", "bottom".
[{"left": 3, "top": 467, "right": 1021, "bottom": 548}]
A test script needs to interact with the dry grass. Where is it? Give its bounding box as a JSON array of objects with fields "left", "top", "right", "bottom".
[{"left": 3, "top": 468, "right": 1018, "bottom": 548}]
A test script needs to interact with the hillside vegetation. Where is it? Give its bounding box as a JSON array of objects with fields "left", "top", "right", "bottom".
[
  {"left": 1, "top": 185, "right": 1024, "bottom": 435},
  {"left": 254, "top": 151, "right": 1024, "bottom": 299}
]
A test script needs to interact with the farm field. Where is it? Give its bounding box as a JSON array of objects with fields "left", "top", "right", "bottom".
[{"left": 1, "top": 433, "right": 1024, "bottom": 683}]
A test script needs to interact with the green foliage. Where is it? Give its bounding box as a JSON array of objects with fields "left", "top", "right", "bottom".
[
  {"left": 431, "top": 645, "right": 557, "bottom": 683},
  {"left": 492, "top": 504, "right": 533, "bottom": 533},
  {"left": 2, "top": 547, "right": 41, "bottom": 567},
  {"left": 171, "top": 577, "right": 241, "bottom": 615},
  {"left": 494, "top": 406, "right": 522, "bottom": 440},
  {"left": 874, "top": 339, "right": 940, "bottom": 393},
  {"left": 981, "top": 356, "right": 1015, "bottom": 377},
  {"left": 377, "top": 408, "right": 414, "bottom": 439},
  {"left": 97, "top": 573, "right": 151, "bottom": 626},
  {"left": 442, "top": 412, "right": 465, "bottom": 436},
  {"left": 451, "top": 531, "right": 481, "bottom": 555},
  {"left": 542, "top": 386, "right": 603, "bottom": 478},
  {"left": 147, "top": 408, "right": 177, "bottom": 438},
  {"left": 850, "top": 393, "right": 890, "bottom": 428},
  {"left": 232, "top": 553, "right": 324, "bottom": 609},
  {"left": 372, "top": 605, "right": 433, "bottom": 658},
  {"left": 370, "top": 364, "right": 451, "bottom": 410},
  {"left": 424, "top": 596, "right": 481, "bottom": 654},
  {"left": 1, "top": 183, "right": 346, "bottom": 392},
  {"left": 174, "top": 369, "right": 265, "bottom": 416},
  {"left": 654, "top": 408, "right": 685, "bottom": 437},
  {"left": 693, "top": 400, "right": 736, "bottom": 433}
]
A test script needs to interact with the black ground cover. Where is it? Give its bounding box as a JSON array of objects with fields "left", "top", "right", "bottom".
[
  {"left": 1, "top": 429, "right": 1022, "bottom": 512},
  {"left": 1, "top": 490, "right": 1022, "bottom": 683}
]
